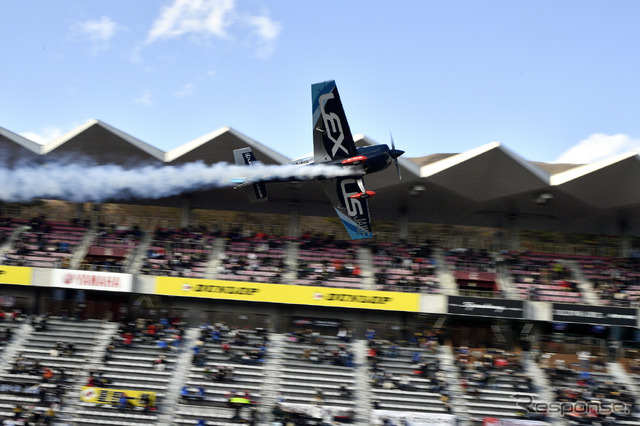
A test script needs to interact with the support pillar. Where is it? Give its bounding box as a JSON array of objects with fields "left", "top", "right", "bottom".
[
  {"left": 91, "top": 203, "right": 101, "bottom": 229},
  {"left": 619, "top": 222, "right": 631, "bottom": 258},
  {"left": 506, "top": 215, "right": 520, "bottom": 252},
  {"left": 180, "top": 196, "right": 192, "bottom": 228},
  {"left": 398, "top": 211, "right": 409, "bottom": 241},
  {"left": 74, "top": 203, "right": 84, "bottom": 222},
  {"left": 288, "top": 204, "right": 300, "bottom": 238}
]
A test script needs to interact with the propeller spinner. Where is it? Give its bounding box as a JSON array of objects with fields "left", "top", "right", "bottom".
[{"left": 389, "top": 132, "right": 404, "bottom": 180}]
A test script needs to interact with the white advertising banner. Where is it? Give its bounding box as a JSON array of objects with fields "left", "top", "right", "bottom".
[
  {"left": 372, "top": 410, "right": 456, "bottom": 425},
  {"left": 50, "top": 269, "right": 132, "bottom": 292}
]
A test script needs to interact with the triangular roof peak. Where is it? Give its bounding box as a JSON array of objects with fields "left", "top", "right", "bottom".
[
  {"left": 420, "top": 141, "right": 549, "bottom": 182},
  {"left": 0, "top": 126, "right": 44, "bottom": 154},
  {"left": 164, "top": 127, "right": 232, "bottom": 162},
  {"left": 551, "top": 151, "right": 639, "bottom": 186},
  {"left": 165, "top": 127, "right": 290, "bottom": 164},
  {"left": 40, "top": 119, "right": 164, "bottom": 160}
]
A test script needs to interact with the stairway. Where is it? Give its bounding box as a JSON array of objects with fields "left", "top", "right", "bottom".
[
  {"left": 356, "top": 247, "right": 376, "bottom": 290},
  {"left": 352, "top": 338, "right": 373, "bottom": 424},
  {"left": 434, "top": 249, "right": 459, "bottom": 296},
  {"left": 496, "top": 265, "right": 521, "bottom": 300},
  {"left": 439, "top": 345, "right": 469, "bottom": 422},
  {"left": 524, "top": 354, "right": 559, "bottom": 423},
  {"left": 257, "top": 333, "right": 286, "bottom": 422},
  {"left": 282, "top": 241, "right": 299, "bottom": 283},
  {"left": 608, "top": 361, "right": 640, "bottom": 420},
  {"left": 0, "top": 225, "right": 28, "bottom": 261},
  {"left": 0, "top": 320, "right": 32, "bottom": 374},
  {"left": 203, "top": 237, "right": 226, "bottom": 279},
  {"left": 125, "top": 232, "right": 154, "bottom": 274},
  {"left": 69, "top": 229, "right": 97, "bottom": 270},
  {"left": 156, "top": 327, "right": 200, "bottom": 426},
  {"left": 565, "top": 259, "right": 600, "bottom": 305}
]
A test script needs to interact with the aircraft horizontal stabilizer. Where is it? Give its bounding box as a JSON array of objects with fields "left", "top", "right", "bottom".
[{"left": 233, "top": 148, "right": 268, "bottom": 203}]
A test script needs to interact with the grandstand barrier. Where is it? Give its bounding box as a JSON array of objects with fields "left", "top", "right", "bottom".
[
  {"left": 0, "top": 265, "right": 32, "bottom": 285},
  {"left": 30, "top": 269, "right": 133, "bottom": 292},
  {"left": 372, "top": 410, "right": 456, "bottom": 425},
  {"left": 551, "top": 302, "right": 637, "bottom": 327},
  {"left": 420, "top": 294, "right": 448, "bottom": 314},
  {"left": 448, "top": 296, "right": 524, "bottom": 319},
  {"left": 1, "top": 266, "right": 639, "bottom": 328},
  {"left": 154, "top": 277, "right": 421, "bottom": 312}
]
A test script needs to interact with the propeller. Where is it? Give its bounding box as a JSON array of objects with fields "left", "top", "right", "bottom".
[{"left": 389, "top": 132, "right": 404, "bottom": 180}]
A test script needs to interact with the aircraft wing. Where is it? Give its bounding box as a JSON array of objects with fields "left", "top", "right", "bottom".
[
  {"left": 312, "top": 80, "right": 358, "bottom": 164},
  {"left": 321, "top": 176, "right": 373, "bottom": 240}
]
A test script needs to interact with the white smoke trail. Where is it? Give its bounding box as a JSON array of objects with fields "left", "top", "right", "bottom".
[{"left": 0, "top": 161, "right": 359, "bottom": 203}]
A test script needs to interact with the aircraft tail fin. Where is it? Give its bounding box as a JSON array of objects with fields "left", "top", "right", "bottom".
[
  {"left": 233, "top": 148, "right": 268, "bottom": 203},
  {"left": 312, "top": 80, "right": 357, "bottom": 164}
]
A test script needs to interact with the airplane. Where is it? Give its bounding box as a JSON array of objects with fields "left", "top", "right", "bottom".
[{"left": 233, "top": 80, "right": 404, "bottom": 240}]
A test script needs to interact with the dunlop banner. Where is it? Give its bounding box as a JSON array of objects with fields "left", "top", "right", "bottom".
[
  {"left": 155, "top": 277, "right": 419, "bottom": 312},
  {"left": 80, "top": 386, "right": 156, "bottom": 407},
  {"left": 0, "top": 266, "right": 32, "bottom": 286}
]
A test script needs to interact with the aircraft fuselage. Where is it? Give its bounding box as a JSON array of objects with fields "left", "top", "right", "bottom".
[{"left": 287, "top": 144, "right": 401, "bottom": 177}]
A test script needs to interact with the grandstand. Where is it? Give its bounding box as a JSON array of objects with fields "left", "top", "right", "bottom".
[{"left": 0, "top": 122, "right": 640, "bottom": 424}]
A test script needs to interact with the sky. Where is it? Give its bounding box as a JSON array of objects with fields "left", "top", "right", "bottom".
[{"left": 2, "top": 0, "right": 640, "bottom": 165}]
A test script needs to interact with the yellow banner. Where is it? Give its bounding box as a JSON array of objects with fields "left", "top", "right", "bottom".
[
  {"left": 0, "top": 266, "right": 32, "bottom": 286},
  {"left": 80, "top": 386, "right": 156, "bottom": 407},
  {"left": 155, "top": 277, "right": 419, "bottom": 312}
]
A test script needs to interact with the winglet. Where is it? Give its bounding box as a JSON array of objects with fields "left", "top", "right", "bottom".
[{"left": 335, "top": 209, "right": 374, "bottom": 240}]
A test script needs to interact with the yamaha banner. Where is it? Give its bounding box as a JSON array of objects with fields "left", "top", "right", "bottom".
[
  {"left": 552, "top": 303, "right": 637, "bottom": 327},
  {"left": 448, "top": 296, "right": 524, "bottom": 319}
]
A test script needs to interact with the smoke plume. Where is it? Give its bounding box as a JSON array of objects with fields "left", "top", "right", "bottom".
[{"left": 0, "top": 161, "right": 358, "bottom": 203}]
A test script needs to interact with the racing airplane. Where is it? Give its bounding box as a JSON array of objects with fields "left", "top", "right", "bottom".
[{"left": 233, "top": 80, "right": 404, "bottom": 239}]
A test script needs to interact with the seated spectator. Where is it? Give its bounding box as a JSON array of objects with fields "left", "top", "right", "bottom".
[
  {"left": 180, "top": 385, "right": 194, "bottom": 403},
  {"left": 153, "top": 354, "right": 167, "bottom": 371}
]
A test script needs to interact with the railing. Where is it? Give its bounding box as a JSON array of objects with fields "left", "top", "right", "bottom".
[
  {"left": 539, "top": 336, "right": 609, "bottom": 357},
  {"left": 79, "top": 263, "right": 125, "bottom": 273},
  {"left": 520, "top": 241, "right": 619, "bottom": 258}
]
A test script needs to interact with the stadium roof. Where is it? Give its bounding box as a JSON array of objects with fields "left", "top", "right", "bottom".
[{"left": 1, "top": 120, "right": 640, "bottom": 236}]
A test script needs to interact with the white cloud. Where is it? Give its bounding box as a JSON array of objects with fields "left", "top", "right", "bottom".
[
  {"left": 143, "top": 0, "right": 281, "bottom": 58},
  {"left": 145, "top": 0, "right": 235, "bottom": 44},
  {"left": 133, "top": 90, "right": 154, "bottom": 106},
  {"left": 554, "top": 133, "right": 640, "bottom": 164},
  {"left": 74, "top": 16, "right": 122, "bottom": 53},
  {"left": 245, "top": 14, "right": 280, "bottom": 41},
  {"left": 244, "top": 13, "right": 282, "bottom": 59},
  {"left": 176, "top": 83, "right": 195, "bottom": 97},
  {"left": 20, "top": 127, "right": 65, "bottom": 145}
]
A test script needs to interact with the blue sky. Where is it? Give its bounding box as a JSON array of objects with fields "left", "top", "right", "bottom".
[{"left": 2, "top": 0, "right": 640, "bottom": 164}]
